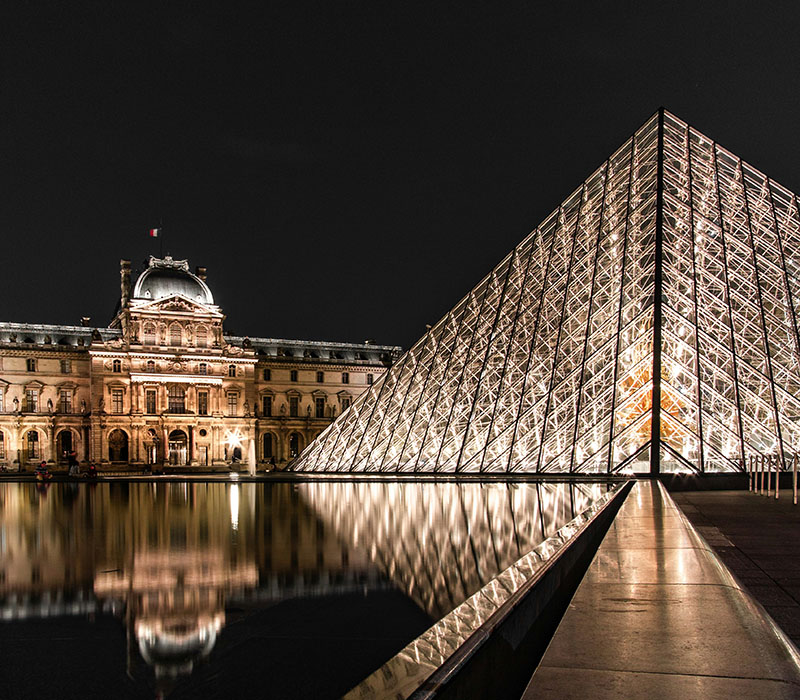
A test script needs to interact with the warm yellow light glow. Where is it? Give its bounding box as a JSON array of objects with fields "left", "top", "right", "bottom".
[{"left": 230, "top": 484, "right": 239, "bottom": 530}]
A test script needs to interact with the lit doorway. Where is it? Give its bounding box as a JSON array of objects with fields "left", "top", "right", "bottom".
[{"left": 168, "top": 429, "right": 188, "bottom": 465}]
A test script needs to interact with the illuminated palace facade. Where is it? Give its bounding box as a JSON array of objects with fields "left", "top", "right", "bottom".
[{"left": 0, "top": 256, "right": 400, "bottom": 470}]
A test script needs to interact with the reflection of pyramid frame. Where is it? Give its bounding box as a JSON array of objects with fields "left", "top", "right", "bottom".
[{"left": 293, "top": 110, "right": 800, "bottom": 474}]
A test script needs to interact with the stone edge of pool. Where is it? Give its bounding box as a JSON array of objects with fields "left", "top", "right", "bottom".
[{"left": 343, "top": 480, "right": 633, "bottom": 700}]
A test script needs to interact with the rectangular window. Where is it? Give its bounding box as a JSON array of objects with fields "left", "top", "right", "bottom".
[
  {"left": 26, "top": 359, "right": 36, "bottom": 372},
  {"left": 168, "top": 386, "right": 186, "bottom": 413},
  {"left": 0, "top": 433, "right": 4, "bottom": 459},
  {"left": 341, "top": 396, "right": 351, "bottom": 412},
  {"left": 146, "top": 389, "right": 157, "bottom": 414},
  {"left": 228, "top": 365, "right": 236, "bottom": 377},
  {"left": 342, "top": 372, "right": 349, "bottom": 384},
  {"left": 198, "top": 390, "right": 209, "bottom": 416},
  {"left": 290, "top": 370, "right": 298, "bottom": 382},
  {"left": 59, "top": 391, "right": 72, "bottom": 414},
  {"left": 227, "top": 392, "right": 238, "bottom": 416},
  {"left": 367, "top": 373, "right": 374, "bottom": 385},
  {"left": 61, "top": 359, "right": 72, "bottom": 374},
  {"left": 316, "top": 371, "right": 324, "bottom": 383},
  {"left": 25, "top": 389, "right": 38, "bottom": 413},
  {"left": 289, "top": 396, "right": 299, "bottom": 417},
  {"left": 262, "top": 395, "right": 272, "bottom": 417},
  {"left": 315, "top": 397, "right": 325, "bottom": 418},
  {"left": 112, "top": 389, "right": 124, "bottom": 414},
  {"left": 263, "top": 368, "right": 271, "bottom": 381}
]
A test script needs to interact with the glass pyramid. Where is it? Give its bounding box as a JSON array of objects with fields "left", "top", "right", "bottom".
[{"left": 293, "top": 110, "right": 800, "bottom": 474}]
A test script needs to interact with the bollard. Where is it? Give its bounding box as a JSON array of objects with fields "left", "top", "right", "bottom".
[
  {"left": 758, "top": 455, "right": 763, "bottom": 495},
  {"left": 768, "top": 454, "right": 773, "bottom": 497}
]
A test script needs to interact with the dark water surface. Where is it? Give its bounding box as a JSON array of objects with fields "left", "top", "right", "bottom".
[{"left": 0, "top": 481, "right": 609, "bottom": 699}]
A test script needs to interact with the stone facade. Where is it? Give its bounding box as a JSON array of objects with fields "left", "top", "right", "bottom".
[{"left": 0, "top": 256, "right": 400, "bottom": 471}]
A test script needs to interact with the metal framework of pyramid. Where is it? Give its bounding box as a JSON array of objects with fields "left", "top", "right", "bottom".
[{"left": 293, "top": 110, "right": 800, "bottom": 474}]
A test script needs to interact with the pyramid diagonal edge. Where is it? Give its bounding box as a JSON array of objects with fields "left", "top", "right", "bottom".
[{"left": 291, "top": 110, "right": 800, "bottom": 474}]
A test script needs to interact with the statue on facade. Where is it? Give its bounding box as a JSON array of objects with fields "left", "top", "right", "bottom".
[
  {"left": 280, "top": 403, "right": 287, "bottom": 416},
  {"left": 243, "top": 400, "right": 250, "bottom": 417},
  {"left": 47, "top": 398, "right": 53, "bottom": 413},
  {"left": 98, "top": 397, "right": 104, "bottom": 412},
  {"left": 81, "top": 399, "right": 87, "bottom": 413},
  {"left": 306, "top": 405, "right": 311, "bottom": 417},
  {"left": 12, "top": 396, "right": 19, "bottom": 412}
]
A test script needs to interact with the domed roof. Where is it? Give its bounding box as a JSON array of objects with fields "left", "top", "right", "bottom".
[{"left": 133, "top": 257, "right": 214, "bottom": 305}]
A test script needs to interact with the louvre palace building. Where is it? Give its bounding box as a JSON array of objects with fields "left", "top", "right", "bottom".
[{"left": 0, "top": 255, "right": 400, "bottom": 471}]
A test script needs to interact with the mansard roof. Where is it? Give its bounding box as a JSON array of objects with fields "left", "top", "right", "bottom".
[
  {"left": 0, "top": 323, "right": 119, "bottom": 347},
  {"left": 226, "top": 335, "right": 401, "bottom": 365}
]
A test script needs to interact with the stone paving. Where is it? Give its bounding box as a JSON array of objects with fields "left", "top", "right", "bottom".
[
  {"left": 523, "top": 481, "right": 800, "bottom": 699},
  {"left": 673, "top": 487, "right": 800, "bottom": 649}
]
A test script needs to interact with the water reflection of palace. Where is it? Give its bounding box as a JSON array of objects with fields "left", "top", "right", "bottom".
[{"left": 0, "top": 481, "right": 605, "bottom": 696}]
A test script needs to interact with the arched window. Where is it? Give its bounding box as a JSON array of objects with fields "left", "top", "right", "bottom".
[
  {"left": 198, "top": 362, "right": 208, "bottom": 375},
  {"left": 168, "top": 386, "right": 186, "bottom": 413},
  {"left": 228, "top": 365, "right": 236, "bottom": 377},
  {"left": 57, "top": 429, "right": 73, "bottom": 458},
  {"left": 288, "top": 432, "right": 302, "bottom": 458},
  {"left": 170, "top": 324, "right": 182, "bottom": 346},
  {"left": 112, "top": 359, "right": 122, "bottom": 373},
  {"left": 108, "top": 429, "right": 128, "bottom": 463},
  {"left": 195, "top": 325, "right": 208, "bottom": 348},
  {"left": 262, "top": 433, "right": 273, "bottom": 459},
  {"left": 146, "top": 360, "right": 155, "bottom": 372},
  {"left": 143, "top": 323, "right": 156, "bottom": 345},
  {"left": 26, "top": 430, "right": 39, "bottom": 460}
]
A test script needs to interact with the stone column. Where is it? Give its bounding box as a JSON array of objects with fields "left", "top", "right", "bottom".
[
  {"left": 212, "top": 424, "right": 221, "bottom": 464},
  {"left": 132, "top": 426, "right": 141, "bottom": 463},
  {"left": 46, "top": 423, "right": 54, "bottom": 463},
  {"left": 189, "top": 425, "right": 197, "bottom": 465},
  {"left": 83, "top": 425, "right": 90, "bottom": 462}
]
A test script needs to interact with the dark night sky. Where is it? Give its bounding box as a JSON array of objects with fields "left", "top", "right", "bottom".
[{"left": 3, "top": 2, "right": 800, "bottom": 349}]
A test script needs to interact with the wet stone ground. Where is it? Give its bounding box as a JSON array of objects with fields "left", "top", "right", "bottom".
[{"left": 673, "top": 488, "right": 800, "bottom": 648}]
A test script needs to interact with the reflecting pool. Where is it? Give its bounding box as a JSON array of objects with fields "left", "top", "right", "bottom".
[{"left": 0, "top": 480, "right": 611, "bottom": 699}]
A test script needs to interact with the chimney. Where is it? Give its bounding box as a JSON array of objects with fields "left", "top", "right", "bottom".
[
  {"left": 195, "top": 266, "right": 207, "bottom": 282},
  {"left": 120, "top": 259, "right": 131, "bottom": 308},
  {"left": 81, "top": 317, "right": 91, "bottom": 327}
]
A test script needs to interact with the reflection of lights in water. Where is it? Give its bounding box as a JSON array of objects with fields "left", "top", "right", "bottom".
[
  {"left": 135, "top": 613, "right": 224, "bottom": 679},
  {"left": 230, "top": 484, "right": 239, "bottom": 530}
]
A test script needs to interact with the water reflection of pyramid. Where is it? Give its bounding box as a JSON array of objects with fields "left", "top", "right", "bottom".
[{"left": 293, "top": 110, "right": 800, "bottom": 474}]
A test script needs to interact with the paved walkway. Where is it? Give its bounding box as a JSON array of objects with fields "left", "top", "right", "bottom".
[
  {"left": 673, "top": 488, "right": 800, "bottom": 650},
  {"left": 522, "top": 481, "right": 800, "bottom": 699}
]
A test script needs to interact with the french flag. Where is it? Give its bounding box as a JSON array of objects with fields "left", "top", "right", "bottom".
[{"left": 149, "top": 228, "right": 160, "bottom": 238}]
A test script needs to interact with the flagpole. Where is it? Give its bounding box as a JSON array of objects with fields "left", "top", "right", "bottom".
[{"left": 159, "top": 217, "right": 164, "bottom": 258}]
